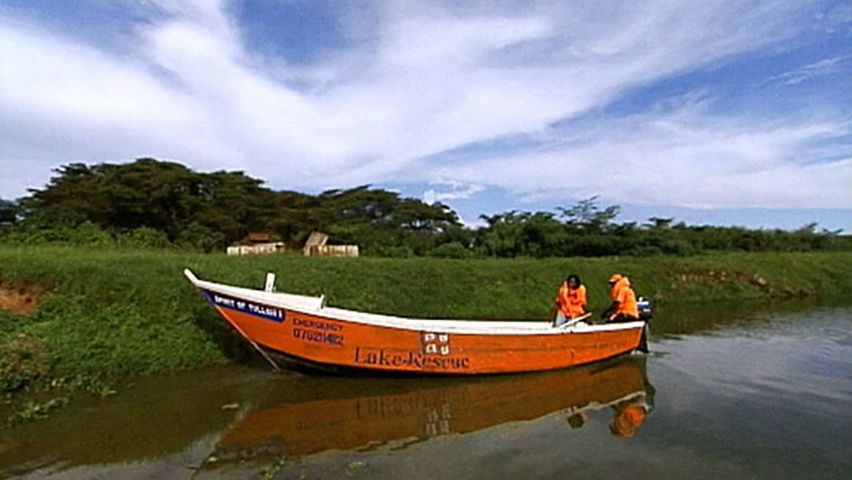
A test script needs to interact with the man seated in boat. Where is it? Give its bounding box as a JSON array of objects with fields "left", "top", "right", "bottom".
[
  {"left": 600, "top": 274, "right": 639, "bottom": 323},
  {"left": 554, "top": 274, "right": 587, "bottom": 326}
]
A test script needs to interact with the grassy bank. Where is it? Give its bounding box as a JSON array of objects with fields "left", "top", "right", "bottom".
[{"left": 1, "top": 246, "right": 851, "bottom": 394}]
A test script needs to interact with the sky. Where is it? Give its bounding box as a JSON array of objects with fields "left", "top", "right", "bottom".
[{"left": 1, "top": 0, "right": 850, "bottom": 231}]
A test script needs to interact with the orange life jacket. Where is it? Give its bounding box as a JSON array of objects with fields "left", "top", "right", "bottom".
[
  {"left": 608, "top": 274, "right": 623, "bottom": 300},
  {"left": 611, "top": 278, "right": 638, "bottom": 319},
  {"left": 557, "top": 283, "right": 587, "bottom": 318}
]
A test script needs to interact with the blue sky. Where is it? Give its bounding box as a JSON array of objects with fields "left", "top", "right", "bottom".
[{"left": 1, "top": 0, "right": 850, "bottom": 230}]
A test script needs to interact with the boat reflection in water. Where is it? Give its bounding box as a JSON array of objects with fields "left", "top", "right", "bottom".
[{"left": 212, "top": 355, "right": 655, "bottom": 463}]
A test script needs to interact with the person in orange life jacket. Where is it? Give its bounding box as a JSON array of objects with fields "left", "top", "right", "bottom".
[
  {"left": 600, "top": 274, "right": 639, "bottom": 323},
  {"left": 554, "top": 274, "right": 587, "bottom": 326},
  {"left": 608, "top": 274, "right": 623, "bottom": 300}
]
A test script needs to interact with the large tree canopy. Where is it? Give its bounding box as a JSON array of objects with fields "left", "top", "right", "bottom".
[
  {"left": 26, "top": 159, "right": 278, "bottom": 243},
  {"left": 21, "top": 158, "right": 463, "bottom": 252}
]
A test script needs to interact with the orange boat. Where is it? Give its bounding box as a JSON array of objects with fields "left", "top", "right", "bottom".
[{"left": 184, "top": 269, "right": 649, "bottom": 375}]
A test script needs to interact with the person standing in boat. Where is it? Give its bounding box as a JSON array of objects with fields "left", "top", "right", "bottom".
[
  {"left": 554, "top": 274, "right": 587, "bottom": 326},
  {"left": 601, "top": 274, "right": 639, "bottom": 323}
]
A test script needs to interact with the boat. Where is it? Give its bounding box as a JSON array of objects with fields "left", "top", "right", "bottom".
[
  {"left": 209, "top": 356, "right": 654, "bottom": 464},
  {"left": 183, "top": 269, "right": 649, "bottom": 375}
]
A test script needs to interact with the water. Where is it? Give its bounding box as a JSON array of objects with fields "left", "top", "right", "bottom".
[{"left": 1, "top": 300, "right": 850, "bottom": 479}]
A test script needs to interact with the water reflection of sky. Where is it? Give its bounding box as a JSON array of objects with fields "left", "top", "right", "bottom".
[{"left": 644, "top": 307, "right": 852, "bottom": 479}]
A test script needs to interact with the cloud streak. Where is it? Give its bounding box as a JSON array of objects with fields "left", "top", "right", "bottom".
[
  {"left": 764, "top": 53, "right": 852, "bottom": 85},
  {"left": 428, "top": 97, "right": 852, "bottom": 209},
  {"left": 0, "top": 0, "right": 848, "bottom": 212}
]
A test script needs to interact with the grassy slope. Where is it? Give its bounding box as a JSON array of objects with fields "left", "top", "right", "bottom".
[{"left": 1, "top": 246, "right": 851, "bottom": 389}]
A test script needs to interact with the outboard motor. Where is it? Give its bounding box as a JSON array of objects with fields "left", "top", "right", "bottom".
[
  {"left": 637, "top": 297, "right": 653, "bottom": 321},
  {"left": 636, "top": 297, "right": 652, "bottom": 353}
]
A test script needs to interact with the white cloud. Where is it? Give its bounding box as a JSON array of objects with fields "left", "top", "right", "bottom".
[
  {"left": 426, "top": 99, "right": 852, "bottom": 209},
  {"left": 0, "top": 11, "right": 240, "bottom": 178},
  {"left": 0, "top": 0, "right": 847, "bottom": 212},
  {"left": 423, "top": 179, "right": 485, "bottom": 205}
]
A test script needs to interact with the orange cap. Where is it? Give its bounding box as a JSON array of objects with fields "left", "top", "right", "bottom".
[{"left": 608, "top": 274, "right": 623, "bottom": 283}]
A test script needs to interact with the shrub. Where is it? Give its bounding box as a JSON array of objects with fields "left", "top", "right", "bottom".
[
  {"left": 176, "top": 223, "right": 226, "bottom": 252},
  {"left": 0, "top": 334, "right": 49, "bottom": 393},
  {"left": 429, "top": 241, "right": 470, "bottom": 259},
  {"left": 367, "top": 245, "right": 416, "bottom": 258},
  {"left": 122, "top": 227, "right": 173, "bottom": 249}
]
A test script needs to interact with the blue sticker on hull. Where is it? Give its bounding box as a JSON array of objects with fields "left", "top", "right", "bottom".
[{"left": 202, "top": 290, "right": 285, "bottom": 323}]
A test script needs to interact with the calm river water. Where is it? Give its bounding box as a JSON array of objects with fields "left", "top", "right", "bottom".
[{"left": 1, "top": 300, "right": 850, "bottom": 479}]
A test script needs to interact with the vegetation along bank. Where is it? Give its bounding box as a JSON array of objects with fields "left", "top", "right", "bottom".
[
  {"left": 1, "top": 158, "right": 848, "bottom": 257},
  {"left": 2, "top": 246, "right": 851, "bottom": 398}
]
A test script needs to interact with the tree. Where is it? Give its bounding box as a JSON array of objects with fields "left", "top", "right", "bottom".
[
  {"left": 477, "top": 211, "right": 567, "bottom": 257},
  {"left": 25, "top": 158, "right": 279, "bottom": 247},
  {"left": 0, "top": 198, "right": 19, "bottom": 225},
  {"left": 557, "top": 196, "right": 621, "bottom": 233}
]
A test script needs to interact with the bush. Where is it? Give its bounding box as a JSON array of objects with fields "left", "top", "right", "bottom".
[
  {"left": 624, "top": 245, "right": 664, "bottom": 257},
  {"left": 0, "top": 334, "right": 48, "bottom": 393},
  {"left": 121, "top": 227, "right": 173, "bottom": 249},
  {"left": 176, "top": 223, "right": 226, "bottom": 253},
  {"left": 429, "top": 242, "right": 470, "bottom": 259},
  {"left": 563, "top": 236, "right": 623, "bottom": 257},
  {"left": 0, "top": 221, "right": 116, "bottom": 247},
  {"left": 367, "top": 245, "right": 416, "bottom": 258}
]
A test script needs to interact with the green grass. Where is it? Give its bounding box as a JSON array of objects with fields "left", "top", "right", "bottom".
[{"left": 1, "top": 246, "right": 851, "bottom": 392}]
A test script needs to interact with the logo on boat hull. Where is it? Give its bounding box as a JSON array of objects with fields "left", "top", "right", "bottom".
[
  {"left": 422, "top": 332, "right": 451, "bottom": 355},
  {"left": 354, "top": 347, "right": 470, "bottom": 370}
]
